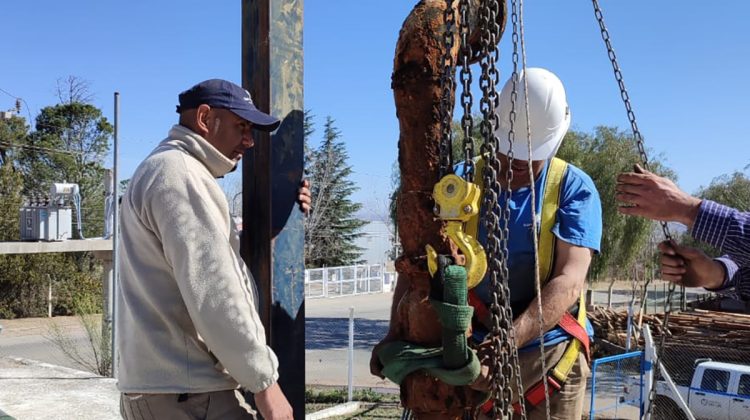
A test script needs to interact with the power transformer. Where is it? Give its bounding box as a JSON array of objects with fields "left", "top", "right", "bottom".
[{"left": 19, "top": 183, "right": 78, "bottom": 241}]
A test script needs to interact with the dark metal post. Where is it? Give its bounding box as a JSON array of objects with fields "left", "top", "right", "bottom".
[{"left": 241, "top": 0, "right": 304, "bottom": 416}]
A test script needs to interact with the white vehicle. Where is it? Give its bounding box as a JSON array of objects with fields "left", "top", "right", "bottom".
[{"left": 649, "top": 359, "right": 750, "bottom": 420}]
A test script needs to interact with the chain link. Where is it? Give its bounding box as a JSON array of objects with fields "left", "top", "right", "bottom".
[
  {"left": 591, "top": 1, "right": 676, "bottom": 416},
  {"left": 477, "top": 0, "right": 522, "bottom": 417},
  {"left": 497, "top": 1, "right": 540, "bottom": 417},
  {"left": 458, "top": 0, "right": 475, "bottom": 182},
  {"left": 439, "top": 0, "right": 457, "bottom": 180},
  {"left": 502, "top": 0, "right": 529, "bottom": 417},
  {"left": 437, "top": 1, "right": 530, "bottom": 417}
]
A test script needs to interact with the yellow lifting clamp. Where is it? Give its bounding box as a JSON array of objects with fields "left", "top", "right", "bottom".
[{"left": 426, "top": 174, "right": 487, "bottom": 289}]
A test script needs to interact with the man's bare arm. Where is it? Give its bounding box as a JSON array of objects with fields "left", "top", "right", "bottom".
[{"left": 513, "top": 240, "right": 592, "bottom": 348}]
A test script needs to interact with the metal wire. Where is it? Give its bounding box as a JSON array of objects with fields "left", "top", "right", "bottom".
[{"left": 515, "top": 0, "right": 552, "bottom": 418}]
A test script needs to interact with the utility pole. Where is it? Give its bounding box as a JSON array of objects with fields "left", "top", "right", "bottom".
[
  {"left": 241, "top": 0, "right": 304, "bottom": 415},
  {"left": 112, "top": 92, "right": 120, "bottom": 378}
]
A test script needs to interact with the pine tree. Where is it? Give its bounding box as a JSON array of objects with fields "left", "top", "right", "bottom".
[{"left": 304, "top": 116, "right": 365, "bottom": 267}]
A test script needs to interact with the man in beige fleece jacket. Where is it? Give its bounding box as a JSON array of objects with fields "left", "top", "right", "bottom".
[{"left": 117, "top": 79, "right": 310, "bottom": 420}]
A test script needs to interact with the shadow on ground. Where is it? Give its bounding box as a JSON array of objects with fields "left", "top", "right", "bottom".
[{"left": 305, "top": 318, "right": 389, "bottom": 350}]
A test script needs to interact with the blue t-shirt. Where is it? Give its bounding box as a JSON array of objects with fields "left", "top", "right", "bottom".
[{"left": 467, "top": 160, "right": 602, "bottom": 350}]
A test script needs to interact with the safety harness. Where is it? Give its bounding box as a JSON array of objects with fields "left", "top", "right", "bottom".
[{"left": 468, "top": 156, "right": 591, "bottom": 414}]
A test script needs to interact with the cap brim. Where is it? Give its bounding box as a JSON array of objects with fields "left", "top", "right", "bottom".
[{"left": 230, "top": 108, "right": 281, "bottom": 132}]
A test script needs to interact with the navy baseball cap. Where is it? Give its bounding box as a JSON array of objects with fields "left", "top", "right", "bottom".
[{"left": 176, "top": 79, "right": 280, "bottom": 132}]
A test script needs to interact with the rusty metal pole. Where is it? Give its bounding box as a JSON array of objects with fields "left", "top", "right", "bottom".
[
  {"left": 391, "top": 1, "right": 505, "bottom": 418},
  {"left": 241, "top": 0, "right": 304, "bottom": 416}
]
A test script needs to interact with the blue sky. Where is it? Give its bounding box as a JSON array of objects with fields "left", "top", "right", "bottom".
[{"left": 2, "top": 1, "right": 749, "bottom": 221}]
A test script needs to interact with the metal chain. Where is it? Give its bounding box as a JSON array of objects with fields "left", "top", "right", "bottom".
[
  {"left": 503, "top": 0, "right": 529, "bottom": 417},
  {"left": 477, "top": 0, "right": 521, "bottom": 417},
  {"left": 591, "top": 1, "right": 676, "bottom": 416},
  {"left": 439, "top": 0, "right": 457, "bottom": 180},
  {"left": 484, "top": 0, "right": 533, "bottom": 417},
  {"left": 458, "top": 0, "right": 475, "bottom": 182}
]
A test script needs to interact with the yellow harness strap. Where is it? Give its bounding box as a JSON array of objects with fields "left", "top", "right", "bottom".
[
  {"left": 467, "top": 156, "right": 567, "bottom": 284},
  {"left": 551, "top": 292, "right": 587, "bottom": 383},
  {"left": 538, "top": 158, "right": 588, "bottom": 384},
  {"left": 538, "top": 158, "right": 566, "bottom": 283},
  {"left": 469, "top": 156, "right": 587, "bottom": 385}
]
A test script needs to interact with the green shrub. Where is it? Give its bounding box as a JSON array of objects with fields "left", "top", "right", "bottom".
[{"left": 0, "top": 252, "right": 102, "bottom": 318}]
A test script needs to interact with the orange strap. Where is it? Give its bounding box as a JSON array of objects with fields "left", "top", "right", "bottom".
[
  {"left": 468, "top": 290, "right": 490, "bottom": 328},
  {"left": 558, "top": 312, "right": 590, "bottom": 361},
  {"left": 467, "top": 291, "right": 590, "bottom": 362}
]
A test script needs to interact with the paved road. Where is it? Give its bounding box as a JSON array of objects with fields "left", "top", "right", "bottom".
[
  {"left": 304, "top": 284, "right": 708, "bottom": 390},
  {"left": 0, "top": 295, "right": 398, "bottom": 391},
  {"left": 0, "top": 317, "right": 94, "bottom": 372},
  {"left": 305, "top": 292, "right": 396, "bottom": 390},
  {"left": 0, "top": 333, "right": 92, "bottom": 371},
  {"left": 0, "top": 284, "right": 707, "bottom": 395}
]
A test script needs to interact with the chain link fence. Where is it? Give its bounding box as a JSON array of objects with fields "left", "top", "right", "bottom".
[
  {"left": 649, "top": 313, "right": 750, "bottom": 420},
  {"left": 590, "top": 277, "right": 750, "bottom": 419},
  {"left": 589, "top": 351, "right": 643, "bottom": 419}
]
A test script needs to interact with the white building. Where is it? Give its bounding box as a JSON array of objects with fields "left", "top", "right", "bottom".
[{"left": 354, "top": 220, "right": 395, "bottom": 265}]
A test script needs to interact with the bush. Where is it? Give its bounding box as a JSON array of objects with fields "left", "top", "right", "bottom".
[
  {"left": 46, "top": 295, "right": 111, "bottom": 376},
  {"left": 0, "top": 252, "right": 102, "bottom": 319},
  {"left": 305, "top": 387, "right": 399, "bottom": 403}
]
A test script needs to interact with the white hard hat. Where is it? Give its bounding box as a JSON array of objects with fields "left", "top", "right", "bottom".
[{"left": 495, "top": 67, "right": 571, "bottom": 161}]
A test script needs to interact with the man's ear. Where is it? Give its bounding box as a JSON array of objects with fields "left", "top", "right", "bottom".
[{"left": 195, "top": 104, "right": 212, "bottom": 136}]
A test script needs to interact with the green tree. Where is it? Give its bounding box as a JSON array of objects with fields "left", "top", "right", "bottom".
[
  {"left": 303, "top": 109, "right": 316, "bottom": 175},
  {"left": 0, "top": 79, "right": 108, "bottom": 318},
  {"left": 304, "top": 116, "right": 365, "bottom": 267},
  {"left": 697, "top": 171, "right": 750, "bottom": 212},
  {"left": 557, "top": 126, "right": 673, "bottom": 280},
  {"left": 0, "top": 115, "right": 100, "bottom": 318},
  {"left": 388, "top": 122, "right": 671, "bottom": 282},
  {"left": 450, "top": 114, "right": 483, "bottom": 166},
  {"left": 303, "top": 110, "right": 317, "bottom": 264},
  {"left": 0, "top": 115, "right": 27, "bottom": 239},
  {"left": 682, "top": 170, "right": 750, "bottom": 256},
  {"left": 18, "top": 77, "right": 112, "bottom": 238},
  {"left": 0, "top": 116, "right": 31, "bottom": 318}
]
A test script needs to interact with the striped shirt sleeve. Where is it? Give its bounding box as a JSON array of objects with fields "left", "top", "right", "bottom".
[
  {"left": 710, "top": 256, "right": 739, "bottom": 291},
  {"left": 692, "top": 200, "right": 750, "bottom": 268}
]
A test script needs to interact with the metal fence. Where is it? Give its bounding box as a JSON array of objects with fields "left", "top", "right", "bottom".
[
  {"left": 627, "top": 280, "right": 749, "bottom": 419},
  {"left": 304, "top": 264, "right": 395, "bottom": 299},
  {"left": 590, "top": 351, "right": 644, "bottom": 420}
]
